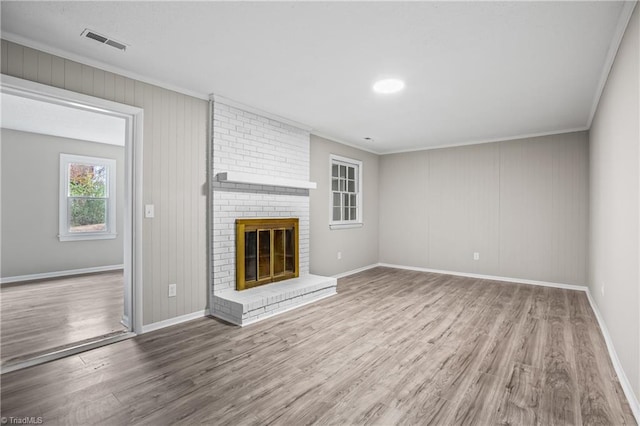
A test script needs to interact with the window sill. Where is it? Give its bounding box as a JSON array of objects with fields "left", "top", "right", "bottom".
[
  {"left": 59, "top": 233, "right": 117, "bottom": 242},
  {"left": 329, "top": 223, "right": 363, "bottom": 230}
]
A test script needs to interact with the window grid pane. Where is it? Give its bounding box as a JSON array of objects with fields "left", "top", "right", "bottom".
[
  {"left": 331, "top": 160, "right": 360, "bottom": 223},
  {"left": 68, "top": 198, "right": 108, "bottom": 233}
]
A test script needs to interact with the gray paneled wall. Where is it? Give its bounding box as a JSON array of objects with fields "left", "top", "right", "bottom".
[
  {"left": 379, "top": 131, "right": 589, "bottom": 286},
  {"left": 309, "top": 135, "right": 379, "bottom": 276},
  {"left": 1, "top": 40, "right": 208, "bottom": 325},
  {"left": 589, "top": 4, "right": 639, "bottom": 400}
]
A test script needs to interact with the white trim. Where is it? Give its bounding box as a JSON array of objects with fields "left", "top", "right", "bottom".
[
  {"left": 329, "top": 154, "right": 363, "bottom": 227},
  {"left": 329, "top": 223, "right": 363, "bottom": 230},
  {"left": 1, "top": 74, "right": 145, "bottom": 335},
  {"left": 586, "top": 289, "right": 640, "bottom": 423},
  {"left": 378, "top": 127, "right": 589, "bottom": 155},
  {"left": 1, "top": 32, "right": 209, "bottom": 101},
  {"left": 210, "top": 94, "right": 313, "bottom": 132},
  {"left": 58, "top": 153, "right": 117, "bottom": 242},
  {"left": 216, "top": 171, "right": 317, "bottom": 189},
  {"left": 377, "top": 263, "right": 588, "bottom": 292},
  {"left": 1, "top": 264, "right": 124, "bottom": 284},
  {"left": 141, "top": 310, "right": 210, "bottom": 333},
  {"left": 312, "top": 131, "right": 381, "bottom": 155},
  {"left": 332, "top": 263, "right": 379, "bottom": 279},
  {"left": 587, "top": 1, "right": 637, "bottom": 128},
  {"left": 315, "top": 127, "right": 590, "bottom": 157}
]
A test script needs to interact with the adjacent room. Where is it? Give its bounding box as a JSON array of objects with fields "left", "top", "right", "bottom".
[
  {"left": 0, "top": 1, "right": 638, "bottom": 425},
  {"left": 1, "top": 95, "right": 130, "bottom": 367}
]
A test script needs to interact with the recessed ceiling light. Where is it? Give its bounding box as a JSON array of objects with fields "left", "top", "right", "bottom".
[{"left": 373, "top": 78, "right": 405, "bottom": 94}]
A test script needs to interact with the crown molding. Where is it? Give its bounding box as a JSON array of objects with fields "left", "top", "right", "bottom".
[
  {"left": 1, "top": 32, "right": 209, "bottom": 101},
  {"left": 377, "top": 126, "right": 589, "bottom": 155},
  {"left": 587, "top": 1, "right": 637, "bottom": 128}
]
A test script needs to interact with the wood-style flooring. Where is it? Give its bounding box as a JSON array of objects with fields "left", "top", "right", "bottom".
[
  {"left": 1, "top": 271, "right": 127, "bottom": 365},
  {"left": 0, "top": 267, "right": 636, "bottom": 425}
]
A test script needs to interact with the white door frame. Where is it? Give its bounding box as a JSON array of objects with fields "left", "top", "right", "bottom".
[{"left": 1, "top": 74, "right": 144, "bottom": 335}]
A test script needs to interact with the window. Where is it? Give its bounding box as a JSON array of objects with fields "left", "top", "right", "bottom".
[
  {"left": 59, "top": 154, "right": 116, "bottom": 241},
  {"left": 330, "top": 154, "right": 363, "bottom": 229}
]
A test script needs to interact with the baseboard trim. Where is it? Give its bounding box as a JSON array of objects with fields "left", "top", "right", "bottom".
[
  {"left": 0, "top": 264, "right": 125, "bottom": 284},
  {"left": 141, "top": 309, "right": 210, "bottom": 333},
  {"left": 377, "top": 263, "right": 588, "bottom": 292},
  {"left": 585, "top": 290, "right": 640, "bottom": 423},
  {"left": 332, "top": 263, "right": 380, "bottom": 279}
]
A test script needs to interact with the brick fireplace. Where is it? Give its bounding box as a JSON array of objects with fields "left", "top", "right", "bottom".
[{"left": 210, "top": 96, "right": 336, "bottom": 326}]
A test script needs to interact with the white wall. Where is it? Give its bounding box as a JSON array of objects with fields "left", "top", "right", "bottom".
[
  {"left": 379, "top": 131, "right": 589, "bottom": 286},
  {"left": 1, "top": 129, "right": 124, "bottom": 277},
  {"left": 309, "top": 135, "right": 379, "bottom": 276},
  {"left": 589, "top": 3, "right": 639, "bottom": 401},
  {"left": 1, "top": 40, "right": 209, "bottom": 326}
]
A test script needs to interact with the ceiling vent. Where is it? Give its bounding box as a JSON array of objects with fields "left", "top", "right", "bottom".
[{"left": 81, "top": 29, "right": 127, "bottom": 51}]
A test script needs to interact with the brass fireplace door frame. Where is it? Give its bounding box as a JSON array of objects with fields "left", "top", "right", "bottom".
[{"left": 236, "top": 218, "right": 299, "bottom": 291}]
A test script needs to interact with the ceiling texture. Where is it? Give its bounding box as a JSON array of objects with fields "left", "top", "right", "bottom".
[{"left": 1, "top": 1, "right": 635, "bottom": 153}]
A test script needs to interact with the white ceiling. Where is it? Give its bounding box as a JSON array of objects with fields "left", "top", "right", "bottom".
[
  {"left": 1, "top": 93, "right": 126, "bottom": 146},
  {"left": 0, "top": 1, "right": 633, "bottom": 153}
]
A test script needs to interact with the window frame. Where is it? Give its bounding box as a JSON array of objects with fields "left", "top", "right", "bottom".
[
  {"left": 329, "top": 154, "right": 363, "bottom": 230},
  {"left": 59, "top": 153, "right": 117, "bottom": 241}
]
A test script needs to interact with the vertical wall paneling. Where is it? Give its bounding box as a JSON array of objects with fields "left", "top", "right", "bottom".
[
  {"left": 22, "top": 47, "right": 38, "bottom": 82},
  {"left": 63, "top": 60, "right": 82, "bottom": 93},
  {"left": 1, "top": 40, "right": 9, "bottom": 75},
  {"left": 36, "top": 52, "right": 52, "bottom": 86},
  {"left": 378, "top": 150, "right": 429, "bottom": 267},
  {"left": 7, "top": 42, "right": 23, "bottom": 77},
  {"left": 1, "top": 40, "right": 208, "bottom": 326},
  {"left": 81, "top": 64, "right": 93, "bottom": 95},
  {"left": 51, "top": 56, "right": 65, "bottom": 89},
  {"left": 379, "top": 132, "right": 589, "bottom": 286},
  {"left": 589, "top": 3, "right": 640, "bottom": 402}
]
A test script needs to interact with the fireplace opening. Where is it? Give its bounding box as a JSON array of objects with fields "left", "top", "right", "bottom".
[{"left": 236, "top": 218, "right": 299, "bottom": 290}]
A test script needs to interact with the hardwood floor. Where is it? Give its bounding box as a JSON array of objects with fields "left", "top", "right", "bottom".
[
  {"left": 1, "top": 271, "right": 127, "bottom": 365},
  {"left": 0, "top": 267, "right": 635, "bottom": 425}
]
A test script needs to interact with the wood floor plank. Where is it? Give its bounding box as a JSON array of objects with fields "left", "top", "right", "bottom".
[
  {"left": 1, "top": 267, "right": 635, "bottom": 426},
  {"left": 497, "top": 362, "right": 543, "bottom": 425},
  {"left": 1, "top": 271, "right": 127, "bottom": 364}
]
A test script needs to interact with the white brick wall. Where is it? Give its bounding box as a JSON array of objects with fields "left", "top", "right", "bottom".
[
  {"left": 212, "top": 102, "right": 310, "bottom": 181},
  {"left": 211, "top": 100, "right": 311, "bottom": 294}
]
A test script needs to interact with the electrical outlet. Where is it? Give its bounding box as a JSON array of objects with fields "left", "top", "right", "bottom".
[
  {"left": 145, "top": 204, "right": 155, "bottom": 218},
  {"left": 473, "top": 252, "right": 480, "bottom": 261},
  {"left": 168, "top": 283, "right": 177, "bottom": 297},
  {"left": 337, "top": 251, "right": 342, "bottom": 260}
]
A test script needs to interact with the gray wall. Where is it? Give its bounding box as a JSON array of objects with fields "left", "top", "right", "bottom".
[
  {"left": 2, "top": 40, "right": 209, "bottom": 326},
  {"left": 589, "top": 4, "right": 639, "bottom": 400},
  {"left": 309, "top": 135, "right": 379, "bottom": 276},
  {"left": 1, "top": 129, "right": 124, "bottom": 277},
  {"left": 379, "top": 131, "right": 589, "bottom": 286}
]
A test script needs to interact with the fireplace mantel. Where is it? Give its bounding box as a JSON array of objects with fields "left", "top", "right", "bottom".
[{"left": 216, "top": 171, "right": 317, "bottom": 190}]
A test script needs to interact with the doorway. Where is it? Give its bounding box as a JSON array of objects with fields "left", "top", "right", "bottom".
[{"left": 0, "top": 75, "right": 143, "bottom": 372}]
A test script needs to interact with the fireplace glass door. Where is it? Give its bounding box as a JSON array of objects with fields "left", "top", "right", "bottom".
[{"left": 236, "top": 218, "right": 299, "bottom": 290}]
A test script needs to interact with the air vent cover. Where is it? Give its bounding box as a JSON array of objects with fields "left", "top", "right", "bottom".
[{"left": 81, "top": 29, "right": 127, "bottom": 51}]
